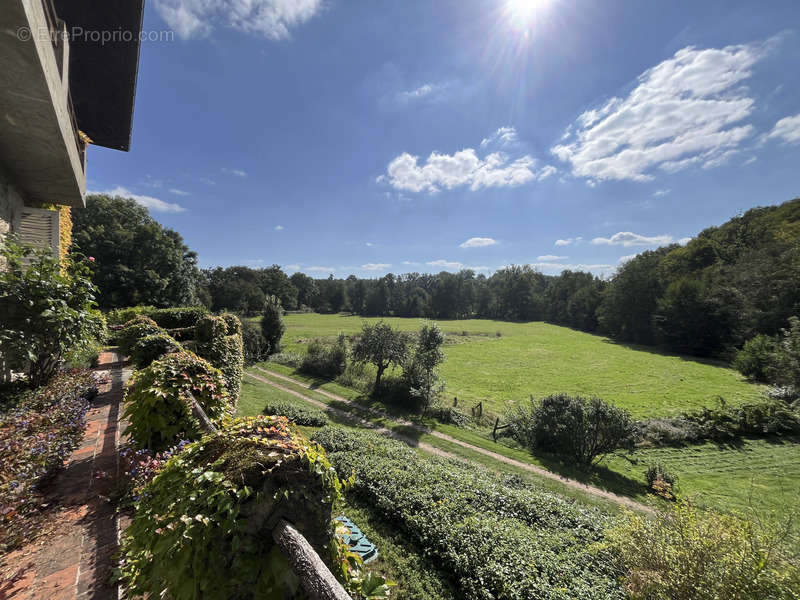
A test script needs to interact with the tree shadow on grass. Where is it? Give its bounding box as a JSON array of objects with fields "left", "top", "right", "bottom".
[{"left": 600, "top": 337, "right": 736, "bottom": 370}]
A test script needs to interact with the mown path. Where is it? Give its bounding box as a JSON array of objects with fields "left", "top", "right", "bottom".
[{"left": 246, "top": 367, "right": 654, "bottom": 514}]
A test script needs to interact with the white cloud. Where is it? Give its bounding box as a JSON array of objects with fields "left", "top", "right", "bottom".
[
  {"left": 653, "top": 188, "right": 671, "bottom": 197},
  {"left": 381, "top": 132, "right": 556, "bottom": 194},
  {"left": 426, "top": 259, "right": 463, "bottom": 269},
  {"left": 551, "top": 42, "right": 768, "bottom": 183},
  {"left": 766, "top": 113, "right": 800, "bottom": 145},
  {"left": 169, "top": 188, "right": 190, "bottom": 196},
  {"left": 402, "top": 260, "right": 421, "bottom": 266},
  {"left": 678, "top": 236, "right": 692, "bottom": 245},
  {"left": 460, "top": 237, "right": 498, "bottom": 248},
  {"left": 618, "top": 254, "right": 639, "bottom": 263},
  {"left": 307, "top": 266, "right": 335, "bottom": 272},
  {"left": 284, "top": 263, "right": 301, "bottom": 270},
  {"left": 274, "top": 225, "right": 284, "bottom": 231},
  {"left": 222, "top": 167, "right": 247, "bottom": 177},
  {"left": 480, "top": 126, "right": 518, "bottom": 148},
  {"left": 154, "top": 0, "right": 322, "bottom": 40},
  {"left": 89, "top": 186, "right": 186, "bottom": 213},
  {"left": 591, "top": 232, "right": 673, "bottom": 247},
  {"left": 361, "top": 263, "right": 391, "bottom": 271},
  {"left": 465, "top": 265, "right": 491, "bottom": 272},
  {"left": 398, "top": 83, "right": 435, "bottom": 102},
  {"left": 365, "top": 242, "right": 374, "bottom": 247},
  {"left": 537, "top": 254, "right": 568, "bottom": 261},
  {"left": 554, "top": 236, "right": 582, "bottom": 246}
]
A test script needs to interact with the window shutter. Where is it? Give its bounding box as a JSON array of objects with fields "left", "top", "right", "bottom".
[{"left": 17, "top": 207, "right": 60, "bottom": 257}]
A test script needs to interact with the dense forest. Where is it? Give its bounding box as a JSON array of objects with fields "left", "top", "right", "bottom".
[{"left": 74, "top": 196, "right": 800, "bottom": 360}]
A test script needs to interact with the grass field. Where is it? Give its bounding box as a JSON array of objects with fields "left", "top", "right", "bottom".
[{"left": 271, "top": 313, "right": 764, "bottom": 419}]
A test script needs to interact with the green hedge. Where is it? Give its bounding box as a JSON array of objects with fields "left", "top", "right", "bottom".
[
  {"left": 108, "top": 306, "right": 208, "bottom": 328},
  {"left": 261, "top": 401, "right": 328, "bottom": 426},
  {"left": 193, "top": 314, "right": 244, "bottom": 402},
  {"left": 129, "top": 332, "right": 182, "bottom": 369},
  {"left": 313, "top": 426, "right": 624, "bottom": 600},
  {"left": 117, "top": 317, "right": 161, "bottom": 356},
  {"left": 120, "top": 416, "right": 343, "bottom": 600},
  {"left": 123, "top": 352, "right": 230, "bottom": 450}
]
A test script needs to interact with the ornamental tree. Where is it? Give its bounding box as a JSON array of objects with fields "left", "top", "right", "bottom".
[{"left": 0, "top": 238, "right": 105, "bottom": 387}]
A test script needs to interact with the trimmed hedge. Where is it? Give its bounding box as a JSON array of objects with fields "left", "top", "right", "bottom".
[
  {"left": 313, "top": 426, "right": 624, "bottom": 600},
  {"left": 108, "top": 306, "right": 208, "bottom": 328},
  {"left": 193, "top": 314, "right": 244, "bottom": 402},
  {"left": 129, "top": 332, "right": 182, "bottom": 369},
  {"left": 261, "top": 401, "right": 328, "bottom": 426},
  {"left": 1, "top": 369, "right": 97, "bottom": 552},
  {"left": 117, "top": 316, "right": 161, "bottom": 356},
  {"left": 123, "top": 352, "right": 230, "bottom": 451},
  {"left": 120, "top": 416, "right": 343, "bottom": 600}
]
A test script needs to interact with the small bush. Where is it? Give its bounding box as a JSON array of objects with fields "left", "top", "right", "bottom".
[
  {"left": 300, "top": 335, "right": 347, "bottom": 379},
  {"left": 506, "top": 393, "right": 637, "bottom": 466},
  {"left": 123, "top": 352, "right": 230, "bottom": 450},
  {"left": 262, "top": 401, "right": 328, "bottom": 426},
  {"left": 429, "top": 406, "right": 470, "bottom": 427},
  {"left": 107, "top": 306, "right": 157, "bottom": 327},
  {"left": 120, "top": 416, "right": 344, "bottom": 600},
  {"left": 682, "top": 398, "right": 800, "bottom": 441},
  {"left": 644, "top": 464, "right": 677, "bottom": 499},
  {"left": 148, "top": 306, "right": 208, "bottom": 329},
  {"left": 117, "top": 316, "right": 161, "bottom": 356},
  {"left": 734, "top": 334, "right": 777, "bottom": 382},
  {"left": 1, "top": 369, "right": 97, "bottom": 552},
  {"left": 241, "top": 319, "right": 270, "bottom": 365},
  {"left": 602, "top": 501, "right": 800, "bottom": 600},
  {"left": 637, "top": 418, "right": 702, "bottom": 446},
  {"left": 129, "top": 332, "right": 182, "bottom": 368},
  {"left": 269, "top": 352, "right": 304, "bottom": 368}
]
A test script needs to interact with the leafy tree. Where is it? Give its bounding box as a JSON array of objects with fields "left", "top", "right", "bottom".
[
  {"left": 403, "top": 322, "right": 446, "bottom": 412},
  {"left": 71, "top": 194, "right": 202, "bottom": 309},
  {"left": 0, "top": 239, "right": 105, "bottom": 387},
  {"left": 289, "top": 272, "right": 319, "bottom": 308},
  {"left": 351, "top": 320, "right": 408, "bottom": 392},
  {"left": 260, "top": 295, "right": 285, "bottom": 355},
  {"left": 733, "top": 334, "right": 778, "bottom": 382},
  {"left": 772, "top": 316, "right": 800, "bottom": 391}
]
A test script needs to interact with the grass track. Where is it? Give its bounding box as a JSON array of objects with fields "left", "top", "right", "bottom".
[{"left": 272, "top": 313, "right": 764, "bottom": 419}]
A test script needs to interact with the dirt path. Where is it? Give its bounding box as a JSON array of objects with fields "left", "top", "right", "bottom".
[{"left": 248, "top": 367, "right": 653, "bottom": 513}]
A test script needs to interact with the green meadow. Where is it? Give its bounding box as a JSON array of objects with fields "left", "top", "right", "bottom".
[{"left": 274, "top": 312, "right": 765, "bottom": 419}]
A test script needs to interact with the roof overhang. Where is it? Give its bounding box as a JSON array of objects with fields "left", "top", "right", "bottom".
[{"left": 52, "top": 0, "right": 145, "bottom": 151}]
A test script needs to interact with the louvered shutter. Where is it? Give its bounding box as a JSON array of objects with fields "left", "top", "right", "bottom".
[{"left": 17, "top": 207, "right": 60, "bottom": 257}]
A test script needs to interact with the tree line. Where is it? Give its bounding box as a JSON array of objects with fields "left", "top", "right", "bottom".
[{"left": 73, "top": 194, "right": 800, "bottom": 361}]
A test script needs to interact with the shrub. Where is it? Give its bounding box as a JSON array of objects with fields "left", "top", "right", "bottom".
[
  {"left": 301, "top": 335, "right": 348, "bottom": 379},
  {"left": 261, "top": 401, "right": 328, "bottom": 426},
  {"left": 602, "top": 501, "right": 800, "bottom": 600},
  {"left": 193, "top": 314, "right": 244, "bottom": 401},
  {"left": 0, "top": 369, "right": 97, "bottom": 551},
  {"left": 682, "top": 398, "right": 800, "bottom": 440},
  {"left": 106, "top": 305, "right": 157, "bottom": 327},
  {"left": 0, "top": 239, "right": 105, "bottom": 387},
  {"left": 312, "top": 426, "right": 624, "bottom": 599},
  {"left": 506, "top": 393, "right": 637, "bottom": 466},
  {"left": 261, "top": 294, "right": 286, "bottom": 355},
  {"left": 644, "top": 464, "right": 677, "bottom": 499},
  {"left": 117, "top": 316, "right": 161, "bottom": 356},
  {"left": 734, "top": 334, "right": 778, "bottom": 382},
  {"left": 123, "top": 352, "right": 230, "bottom": 450},
  {"left": 269, "top": 351, "right": 303, "bottom": 368},
  {"left": 773, "top": 316, "right": 800, "bottom": 390},
  {"left": 129, "top": 332, "right": 182, "bottom": 368},
  {"left": 120, "top": 416, "right": 344, "bottom": 600},
  {"left": 429, "top": 406, "right": 470, "bottom": 427},
  {"left": 241, "top": 319, "right": 270, "bottom": 365}
]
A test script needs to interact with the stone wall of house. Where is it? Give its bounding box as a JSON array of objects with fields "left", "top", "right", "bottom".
[{"left": 1, "top": 166, "right": 26, "bottom": 270}]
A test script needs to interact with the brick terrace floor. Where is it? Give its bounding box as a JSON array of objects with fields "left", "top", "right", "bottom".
[{"left": 1, "top": 352, "right": 129, "bottom": 600}]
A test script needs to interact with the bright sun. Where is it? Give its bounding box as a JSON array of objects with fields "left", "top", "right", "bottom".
[{"left": 506, "top": 0, "right": 538, "bottom": 21}]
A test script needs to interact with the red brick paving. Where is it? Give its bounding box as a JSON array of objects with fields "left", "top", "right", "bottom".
[{"left": 1, "top": 351, "right": 129, "bottom": 600}]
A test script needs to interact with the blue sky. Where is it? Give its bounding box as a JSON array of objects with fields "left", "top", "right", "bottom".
[{"left": 88, "top": 0, "right": 800, "bottom": 277}]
